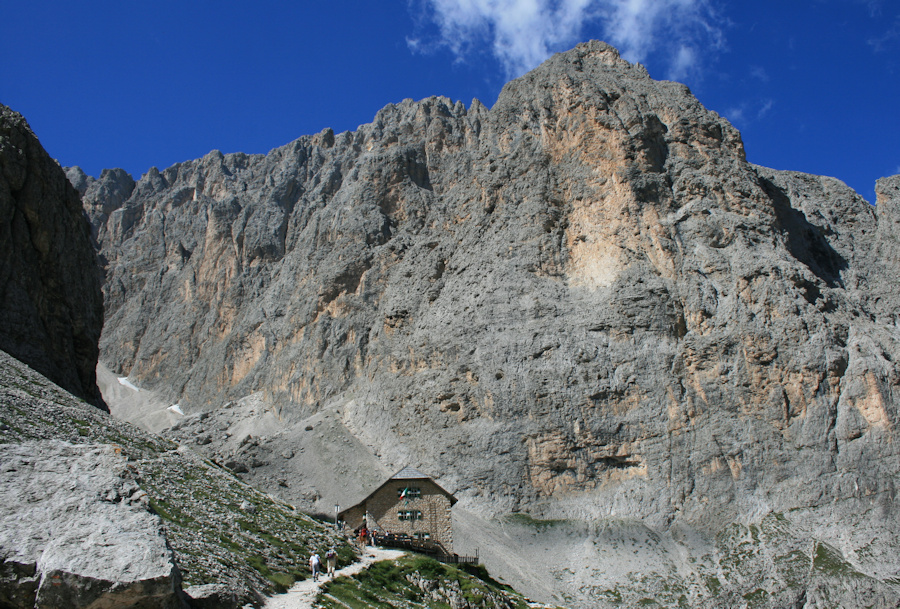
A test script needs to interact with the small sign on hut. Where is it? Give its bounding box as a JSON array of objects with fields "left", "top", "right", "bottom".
[{"left": 339, "top": 466, "right": 457, "bottom": 553}]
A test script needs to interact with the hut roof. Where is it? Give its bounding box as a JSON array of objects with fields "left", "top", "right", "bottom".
[
  {"left": 390, "top": 466, "right": 430, "bottom": 480},
  {"left": 339, "top": 466, "right": 457, "bottom": 517}
]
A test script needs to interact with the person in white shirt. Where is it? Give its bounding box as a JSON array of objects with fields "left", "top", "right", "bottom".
[{"left": 309, "top": 552, "right": 321, "bottom": 581}]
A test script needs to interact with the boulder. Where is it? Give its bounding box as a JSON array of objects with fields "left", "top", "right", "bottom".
[{"left": 0, "top": 441, "right": 184, "bottom": 608}]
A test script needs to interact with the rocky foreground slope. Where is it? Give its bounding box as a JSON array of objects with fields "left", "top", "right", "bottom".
[
  {"left": 1, "top": 348, "right": 534, "bottom": 609},
  {"left": 0, "top": 349, "right": 356, "bottom": 608},
  {"left": 78, "top": 41, "right": 900, "bottom": 606}
]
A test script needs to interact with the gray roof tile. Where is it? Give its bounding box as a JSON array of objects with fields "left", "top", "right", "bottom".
[{"left": 390, "top": 466, "right": 429, "bottom": 480}]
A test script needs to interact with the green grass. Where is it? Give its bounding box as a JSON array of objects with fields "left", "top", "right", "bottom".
[
  {"left": 813, "top": 542, "right": 866, "bottom": 579},
  {"left": 317, "top": 555, "right": 530, "bottom": 609},
  {"left": 321, "top": 576, "right": 397, "bottom": 609},
  {"left": 599, "top": 588, "right": 623, "bottom": 605},
  {"left": 147, "top": 497, "right": 197, "bottom": 528},
  {"left": 246, "top": 554, "right": 294, "bottom": 593},
  {"left": 458, "top": 562, "right": 517, "bottom": 593},
  {"left": 137, "top": 452, "right": 353, "bottom": 595},
  {"left": 743, "top": 588, "right": 768, "bottom": 607}
]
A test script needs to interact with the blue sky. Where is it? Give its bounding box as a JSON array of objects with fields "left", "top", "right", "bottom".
[{"left": 1, "top": 1, "right": 897, "bottom": 203}]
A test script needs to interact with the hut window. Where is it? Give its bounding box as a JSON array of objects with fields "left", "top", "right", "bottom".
[{"left": 398, "top": 487, "right": 421, "bottom": 499}]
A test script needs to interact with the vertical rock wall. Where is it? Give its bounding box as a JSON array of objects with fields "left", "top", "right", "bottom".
[
  {"left": 0, "top": 105, "right": 104, "bottom": 408},
  {"left": 83, "top": 43, "right": 900, "bottom": 525},
  {"left": 75, "top": 41, "right": 900, "bottom": 606}
]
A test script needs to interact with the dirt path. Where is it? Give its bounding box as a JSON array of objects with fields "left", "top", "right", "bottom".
[{"left": 263, "top": 547, "right": 406, "bottom": 609}]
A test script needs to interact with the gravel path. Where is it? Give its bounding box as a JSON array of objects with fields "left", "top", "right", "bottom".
[{"left": 263, "top": 547, "right": 406, "bottom": 609}]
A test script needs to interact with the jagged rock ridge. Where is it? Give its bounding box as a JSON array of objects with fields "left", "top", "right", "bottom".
[{"left": 81, "top": 42, "right": 900, "bottom": 607}]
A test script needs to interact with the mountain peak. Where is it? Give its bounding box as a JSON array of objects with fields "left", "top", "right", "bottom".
[{"left": 72, "top": 43, "right": 900, "bottom": 606}]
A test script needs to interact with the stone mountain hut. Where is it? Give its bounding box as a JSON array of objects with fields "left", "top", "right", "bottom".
[{"left": 339, "top": 466, "right": 457, "bottom": 553}]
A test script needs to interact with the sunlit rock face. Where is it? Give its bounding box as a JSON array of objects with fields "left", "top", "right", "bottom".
[{"left": 83, "top": 41, "right": 900, "bottom": 607}]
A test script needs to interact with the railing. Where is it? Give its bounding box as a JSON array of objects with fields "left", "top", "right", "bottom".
[
  {"left": 439, "top": 553, "right": 479, "bottom": 566},
  {"left": 373, "top": 532, "right": 478, "bottom": 565}
]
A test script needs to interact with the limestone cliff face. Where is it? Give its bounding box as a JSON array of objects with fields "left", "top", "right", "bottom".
[
  {"left": 83, "top": 42, "right": 900, "bottom": 603},
  {"left": 0, "top": 105, "right": 104, "bottom": 407}
]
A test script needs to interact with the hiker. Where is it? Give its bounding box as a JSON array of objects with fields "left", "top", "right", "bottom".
[
  {"left": 358, "top": 525, "right": 368, "bottom": 550},
  {"left": 326, "top": 547, "right": 337, "bottom": 577},
  {"left": 309, "top": 551, "right": 321, "bottom": 581}
]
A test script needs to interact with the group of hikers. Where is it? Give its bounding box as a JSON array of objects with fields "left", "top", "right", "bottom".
[
  {"left": 356, "top": 524, "right": 372, "bottom": 550},
  {"left": 307, "top": 521, "right": 375, "bottom": 582},
  {"left": 307, "top": 547, "right": 338, "bottom": 582}
]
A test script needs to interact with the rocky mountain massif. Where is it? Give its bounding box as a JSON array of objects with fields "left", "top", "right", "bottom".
[
  {"left": 0, "top": 103, "right": 569, "bottom": 609},
  {"left": 0, "top": 105, "right": 367, "bottom": 609},
  {"left": 0, "top": 106, "right": 104, "bottom": 407},
  {"left": 76, "top": 41, "right": 900, "bottom": 607}
]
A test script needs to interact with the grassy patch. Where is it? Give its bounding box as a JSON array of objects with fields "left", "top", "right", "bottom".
[
  {"left": 599, "top": 588, "right": 622, "bottom": 605},
  {"left": 318, "top": 555, "right": 530, "bottom": 609},
  {"left": 137, "top": 452, "right": 352, "bottom": 595},
  {"left": 501, "top": 512, "right": 568, "bottom": 530},
  {"left": 459, "top": 562, "right": 517, "bottom": 593},
  {"left": 813, "top": 542, "right": 865, "bottom": 579},
  {"left": 743, "top": 588, "right": 768, "bottom": 607},
  {"left": 320, "top": 576, "right": 396, "bottom": 609},
  {"left": 148, "top": 496, "right": 197, "bottom": 528},
  {"left": 246, "top": 554, "right": 294, "bottom": 593}
]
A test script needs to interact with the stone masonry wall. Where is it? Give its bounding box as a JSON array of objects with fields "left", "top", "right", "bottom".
[
  {"left": 366, "top": 480, "right": 453, "bottom": 552},
  {"left": 342, "top": 505, "right": 366, "bottom": 531}
]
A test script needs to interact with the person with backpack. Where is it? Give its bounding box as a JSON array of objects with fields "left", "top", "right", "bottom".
[
  {"left": 325, "top": 547, "right": 337, "bottom": 577},
  {"left": 358, "top": 525, "right": 368, "bottom": 551}
]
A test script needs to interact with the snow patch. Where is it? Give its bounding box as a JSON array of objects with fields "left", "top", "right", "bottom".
[
  {"left": 168, "top": 404, "right": 184, "bottom": 415},
  {"left": 117, "top": 377, "right": 140, "bottom": 392}
]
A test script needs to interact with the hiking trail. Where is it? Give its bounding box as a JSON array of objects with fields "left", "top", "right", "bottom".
[{"left": 263, "top": 547, "right": 406, "bottom": 609}]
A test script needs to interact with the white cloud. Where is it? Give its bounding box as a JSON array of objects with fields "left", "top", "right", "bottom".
[
  {"left": 668, "top": 45, "right": 697, "bottom": 81},
  {"left": 861, "top": 0, "right": 883, "bottom": 18},
  {"left": 410, "top": 0, "right": 596, "bottom": 77},
  {"left": 868, "top": 15, "right": 900, "bottom": 52},
  {"left": 724, "top": 98, "right": 774, "bottom": 128},
  {"left": 750, "top": 66, "right": 770, "bottom": 82},
  {"left": 725, "top": 105, "right": 746, "bottom": 126},
  {"left": 410, "top": 0, "right": 725, "bottom": 80}
]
